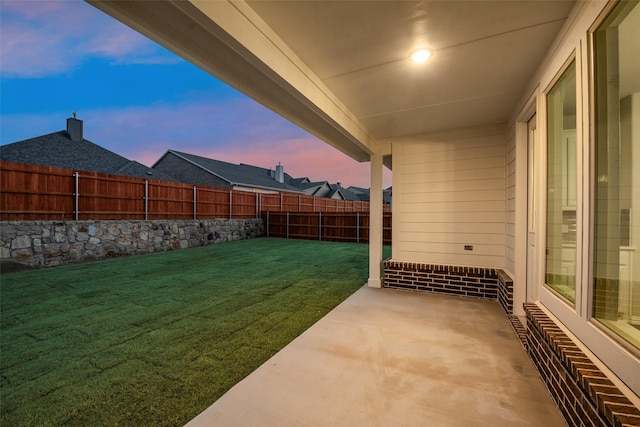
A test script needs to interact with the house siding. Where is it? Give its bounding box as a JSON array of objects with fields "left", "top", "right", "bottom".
[
  {"left": 505, "top": 0, "right": 640, "bottom": 405},
  {"left": 505, "top": 123, "right": 517, "bottom": 276},
  {"left": 392, "top": 130, "right": 507, "bottom": 268}
]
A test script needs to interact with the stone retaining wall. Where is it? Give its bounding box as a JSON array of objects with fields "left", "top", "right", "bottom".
[{"left": 0, "top": 219, "right": 263, "bottom": 269}]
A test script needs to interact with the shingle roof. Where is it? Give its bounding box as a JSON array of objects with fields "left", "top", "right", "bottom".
[
  {"left": 286, "top": 177, "right": 310, "bottom": 186},
  {"left": 0, "top": 131, "right": 179, "bottom": 182},
  {"left": 296, "top": 181, "right": 329, "bottom": 191},
  {"left": 156, "top": 150, "right": 303, "bottom": 193},
  {"left": 327, "top": 183, "right": 362, "bottom": 201}
]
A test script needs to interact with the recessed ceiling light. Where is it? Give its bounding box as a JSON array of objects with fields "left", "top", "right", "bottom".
[{"left": 410, "top": 49, "right": 432, "bottom": 63}]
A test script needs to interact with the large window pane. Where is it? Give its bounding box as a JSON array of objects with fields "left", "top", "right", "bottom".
[
  {"left": 593, "top": 0, "right": 640, "bottom": 351},
  {"left": 546, "top": 61, "right": 577, "bottom": 303}
]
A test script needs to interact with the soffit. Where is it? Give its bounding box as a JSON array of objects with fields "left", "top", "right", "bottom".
[
  {"left": 246, "top": 0, "right": 575, "bottom": 141},
  {"left": 88, "top": 0, "right": 576, "bottom": 161}
]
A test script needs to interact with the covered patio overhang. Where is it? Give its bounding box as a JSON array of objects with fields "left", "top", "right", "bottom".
[{"left": 86, "top": 0, "right": 573, "bottom": 288}]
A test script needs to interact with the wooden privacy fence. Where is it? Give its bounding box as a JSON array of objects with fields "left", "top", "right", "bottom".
[
  {"left": 260, "top": 192, "right": 375, "bottom": 213},
  {"left": 0, "top": 161, "right": 387, "bottom": 220},
  {"left": 263, "top": 212, "right": 392, "bottom": 245}
]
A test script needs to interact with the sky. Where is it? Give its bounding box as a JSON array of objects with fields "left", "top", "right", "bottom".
[{"left": 0, "top": 0, "right": 391, "bottom": 189}]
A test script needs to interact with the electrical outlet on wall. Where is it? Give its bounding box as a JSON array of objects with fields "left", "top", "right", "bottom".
[{"left": 464, "top": 245, "right": 473, "bottom": 251}]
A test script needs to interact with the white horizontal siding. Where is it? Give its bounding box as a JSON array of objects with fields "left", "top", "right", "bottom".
[
  {"left": 402, "top": 178, "right": 505, "bottom": 194},
  {"left": 393, "top": 131, "right": 507, "bottom": 268},
  {"left": 402, "top": 156, "right": 506, "bottom": 174},
  {"left": 395, "top": 221, "right": 506, "bottom": 235},
  {"left": 397, "top": 250, "right": 505, "bottom": 267},
  {"left": 505, "top": 125, "right": 517, "bottom": 275}
]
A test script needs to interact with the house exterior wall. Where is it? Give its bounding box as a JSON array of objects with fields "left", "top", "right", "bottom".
[
  {"left": 506, "top": 0, "right": 640, "bottom": 405},
  {"left": 387, "top": 1, "right": 640, "bottom": 409},
  {"left": 505, "top": 124, "right": 517, "bottom": 277},
  {"left": 391, "top": 128, "right": 507, "bottom": 268},
  {"left": 153, "top": 152, "right": 231, "bottom": 188}
]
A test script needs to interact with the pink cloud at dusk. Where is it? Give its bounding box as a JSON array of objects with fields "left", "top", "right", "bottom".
[
  {"left": 1, "top": 1, "right": 392, "bottom": 190},
  {"left": 0, "top": 1, "right": 177, "bottom": 78},
  {"left": 8, "top": 97, "right": 391, "bottom": 189},
  {"left": 181, "top": 137, "right": 386, "bottom": 190}
]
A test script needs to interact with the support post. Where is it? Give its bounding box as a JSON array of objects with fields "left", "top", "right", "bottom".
[
  {"left": 368, "top": 153, "right": 384, "bottom": 288},
  {"left": 319, "top": 212, "right": 322, "bottom": 241}
]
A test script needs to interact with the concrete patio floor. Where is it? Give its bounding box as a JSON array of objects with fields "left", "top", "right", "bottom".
[{"left": 186, "top": 286, "right": 565, "bottom": 426}]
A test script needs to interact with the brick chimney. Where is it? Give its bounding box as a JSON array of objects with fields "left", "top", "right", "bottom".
[{"left": 66, "top": 112, "right": 83, "bottom": 141}]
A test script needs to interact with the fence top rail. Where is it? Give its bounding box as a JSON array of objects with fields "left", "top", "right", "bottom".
[{"left": 263, "top": 212, "right": 389, "bottom": 217}]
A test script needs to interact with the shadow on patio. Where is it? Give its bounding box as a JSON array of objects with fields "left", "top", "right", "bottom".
[{"left": 187, "top": 286, "right": 563, "bottom": 426}]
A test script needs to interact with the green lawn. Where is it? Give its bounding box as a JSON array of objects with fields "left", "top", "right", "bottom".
[{"left": 1, "top": 238, "right": 390, "bottom": 426}]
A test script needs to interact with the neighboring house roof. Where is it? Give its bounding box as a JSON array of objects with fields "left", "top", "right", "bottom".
[
  {"left": 297, "top": 181, "right": 332, "bottom": 197},
  {"left": 327, "top": 183, "right": 363, "bottom": 201},
  {"left": 345, "top": 186, "right": 393, "bottom": 204},
  {"left": 286, "top": 176, "right": 311, "bottom": 186},
  {"left": 347, "top": 186, "right": 371, "bottom": 202},
  {"left": 0, "top": 121, "right": 178, "bottom": 182},
  {"left": 153, "top": 150, "right": 304, "bottom": 193}
]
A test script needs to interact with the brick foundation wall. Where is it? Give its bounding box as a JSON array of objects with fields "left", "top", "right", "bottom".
[
  {"left": 383, "top": 260, "right": 513, "bottom": 314},
  {"left": 497, "top": 269, "right": 514, "bottom": 315},
  {"left": 524, "top": 303, "right": 640, "bottom": 427}
]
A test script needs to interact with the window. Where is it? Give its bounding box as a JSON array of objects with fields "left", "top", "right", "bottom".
[
  {"left": 546, "top": 60, "right": 577, "bottom": 303},
  {"left": 593, "top": 0, "right": 640, "bottom": 351}
]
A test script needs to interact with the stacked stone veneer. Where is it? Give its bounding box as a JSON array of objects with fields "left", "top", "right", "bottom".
[
  {"left": 383, "top": 260, "right": 514, "bottom": 315},
  {"left": 525, "top": 303, "right": 640, "bottom": 427},
  {"left": 0, "top": 219, "right": 263, "bottom": 268}
]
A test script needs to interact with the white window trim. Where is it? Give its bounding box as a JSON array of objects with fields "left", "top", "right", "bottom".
[{"left": 535, "top": 0, "right": 640, "bottom": 398}]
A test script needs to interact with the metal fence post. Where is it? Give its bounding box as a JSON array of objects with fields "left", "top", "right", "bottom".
[
  {"left": 280, "top": 193, "right": 283, "bottom": 211},
  {"left": 193, "top": 186, "right": 197, "bottom": 220},
  {"left": 357, "top": 212, "right": 360, "bottom": 243},
  {"left": 255, "top": 192, "right": 259, "bottom": 218},
  {"left": 229, "top": 190, "right": 233, "bottom": 219},
  {"left": 286, "top": 212, "right": 289, "bottom": 239},
  {"left": 73, "top": 172, "right": 79, "bottom": 221},
  {"left": 266, "top": 211, "right": 270, "bottom": 237},
  {"left": 319, "top": 212, "right": 322, "bottom": 241}
]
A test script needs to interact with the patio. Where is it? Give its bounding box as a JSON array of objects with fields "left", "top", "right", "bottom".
[{"left": 187, "top": 286, "right": 564, "bottom": 426}]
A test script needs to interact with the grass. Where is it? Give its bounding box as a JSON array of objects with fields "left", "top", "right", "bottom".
[{"left": 1, "top": 238, "right": 390, "bottom": 426}]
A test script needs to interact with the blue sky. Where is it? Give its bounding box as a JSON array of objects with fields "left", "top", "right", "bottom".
[{"left": 0, "top": 0, "right": 391, "bottom": 189}]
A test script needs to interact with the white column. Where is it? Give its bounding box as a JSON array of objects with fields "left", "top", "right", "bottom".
[{"left": 368, "top": 152, "right": 383, "bottom": 288}]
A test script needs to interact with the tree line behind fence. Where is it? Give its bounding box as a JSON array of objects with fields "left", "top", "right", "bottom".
[{"left": 0, "top": 161, "right": 389, "bottom": 221}]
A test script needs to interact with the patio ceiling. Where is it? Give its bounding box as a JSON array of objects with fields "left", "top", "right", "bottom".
[{"left": 87, "top": 0, "right": 575, "bottom": 163}]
